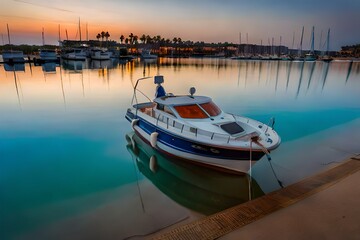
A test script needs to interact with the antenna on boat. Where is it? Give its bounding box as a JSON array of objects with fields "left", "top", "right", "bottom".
[{"left": 189, "top": 87, "right": 196, "bottom": 97}]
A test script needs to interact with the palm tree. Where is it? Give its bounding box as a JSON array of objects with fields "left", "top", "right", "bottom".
[
  {"left": 96, "top": 33, "right": 101, "bottom": 41},
  {"left": 156, "top": 35, "right": 161, "bottom": 43},
  {"left": 104, "top": 31, "right": 110, "bottom": 47},
  {"left": 140, "top": 34, "right": 146, "bottom": 44},
  {"left": 101, "top": 31, "right": 106, "bottom": 42},
  {"left": 125, "top": 38, "right": 129, "bottom": 45},
  {"left": 133, "top": 35, "right": 138, "bottom": 44},
  {"left": 146, "top": 35, "right": 152, "bottom": 44},
  {"left": 128, "top": 33, "right": 134, "bottom": 44},
  {"left": 105, "top": 31, "right": 110, "bottom": 41},
  {"left": 120, "top": 34, "right": 124, "bottom": 44},
  {"left": 173, "top": 37, "right": 178, "bottom": 44}
]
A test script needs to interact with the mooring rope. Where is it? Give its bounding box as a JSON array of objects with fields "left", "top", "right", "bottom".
[{"left": 251, "top": 136, "right": 284, "bottom": 188}]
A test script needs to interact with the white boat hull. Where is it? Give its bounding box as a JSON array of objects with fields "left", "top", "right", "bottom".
[{"left": 134, "top": 125, "right": 257, "bottom": 174}]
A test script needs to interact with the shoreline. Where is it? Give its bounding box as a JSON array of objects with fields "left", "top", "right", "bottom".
[{"left": 152, "top": 157, "right": 360, "bottom": 240}]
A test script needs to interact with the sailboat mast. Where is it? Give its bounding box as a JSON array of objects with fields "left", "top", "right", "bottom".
[
  {"left": 326, "top": 28, "right": 330, "bottom": 54},
  {"left": 6, "top": 23, "right": 11, "bottom": 45},
  {"left": 86, "top": 22, "right": 88, "bottom": 41},
  {"left": 279, "top": 36, "right": 282, "bottom": 55},
  {"left": 292, "top": 32, "right": 295, "bottom": 49},
  {"left": 246, "top": 33, "right": 248, "bottom": 55},
  {"left": 299, "top": 26, "right": 304, "bottom": 56},
  {"left": 319, "top": 30, "right": 323, "bottom": 51},
  {"left": 290, "top": 32, "right": 295, "bottom": 55},
  {"left": 78, "top": 18, "right": 82, "bottom": 42},
  {"left": 310, "top": 26, "right": 315, "bottom": 53},
  {"left": 58, "top": 24, "right": 61, "bottom": 42},
  {"left": 239, "top": 32, "right": 242, "bottom": 55},
  {"left": 42, "top": 27, "right": 45, "bottom": 45}
]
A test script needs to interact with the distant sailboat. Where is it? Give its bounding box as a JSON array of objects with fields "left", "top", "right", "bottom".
[
  {"left": 294, "top": 26, "right": 305, "bottom": 61},
  {"left": 1, "top": 24, "right": 25, "bottom": 64},
  {"left": 39, "top": 27, "right": 58, "bottom": 62},
  {"left": 231, "top": 32, "right": 250, "bottom": 60},
  {"left": 304, "top": 26, "right": 316, "bottom": 61},
  {"left": 321, "top": 28, "right": 333, "bottom": 62},
  {"left": 61, "top": 18, "right": 87, "bottom": 61}
]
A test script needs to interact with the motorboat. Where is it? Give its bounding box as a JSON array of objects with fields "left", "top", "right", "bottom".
[
  {"left": 61, "top": 48, "right": 87, "bottom": 61},
  {"left": 140, "top": 49, "right": 158, "bottom": 60},
  {"left": 125, "top": 132, "right": 264, "bottom": 215},
  {"left": 125, "top": 76, "right": 281, "bottom": 173},
  {"left": 89, "top": 48, "right": 112, "bottom": 60},
  {"left": 2, "top": 50, "right": 25, "bottom": 63},
  {"left": 39, "top": 49, "right": 58, "bottom": 62}
]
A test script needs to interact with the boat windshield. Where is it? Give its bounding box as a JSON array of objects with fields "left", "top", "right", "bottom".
[
  {"left": 200, "top": 101, "right": 221, "bottom": 117},
  {"left": 174, "top": 104, "right": 208, "bottom": 119}
]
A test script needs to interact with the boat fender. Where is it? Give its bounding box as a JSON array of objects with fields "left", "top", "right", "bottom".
[
  {"left": 150, "top": 132, "right": 159, "bottom": 148},
  {"left": 131, "top": 119, "right": 139, "bottom": 130},
  {"left": 130, "top": 135, "right": 138, "bottom": 152},
  {"left": 149, "top": 155, "right": 157, "bottom": 173}
]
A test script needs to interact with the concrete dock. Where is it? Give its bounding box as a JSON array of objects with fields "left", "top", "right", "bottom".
[{"left": 152, "top": 157, "right": 360, "bottom": 240}]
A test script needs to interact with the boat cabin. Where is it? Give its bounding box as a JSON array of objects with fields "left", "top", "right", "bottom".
[
  {"left": 154, "top": 96, "right": 222, "bottom": 119},
  {"left": 134, "top": 95, "right": 222, "bottom": 120}
]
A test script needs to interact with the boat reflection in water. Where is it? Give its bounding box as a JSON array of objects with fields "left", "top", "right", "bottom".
[
  {"left": 4, "top": 62, "right": 25, "bottom": 72},
  {"left": 61, "top": 59, "right": 86, "bottom": 72},
  {"left": 90, "top": 59, "right": 116, "bottom": 69},
  {"left": 41, "top": 62, "right": 57, "bottom": 73},
  {"left": 125, "top": 132, "right": 264, "bottom": 215}
]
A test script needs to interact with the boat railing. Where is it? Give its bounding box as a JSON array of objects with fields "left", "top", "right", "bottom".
[{"left": 151, "top": 111, "right": 261, "bottom": 144}]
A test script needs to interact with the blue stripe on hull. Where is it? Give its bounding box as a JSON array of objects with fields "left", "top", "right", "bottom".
[{"left": 125, "top": 113, "right": 264, "bottom": 161}]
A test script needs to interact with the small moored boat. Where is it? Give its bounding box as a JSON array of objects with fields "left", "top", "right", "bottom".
[
  {"left": 61, "top": 48, "right": 87, "bottom": 61},
  {"left": 39, "top": 49, "right": 58, "bottom": 62},
  {"left": 89, "top": 48, "right": 112, "bottom": 60},
  {"left": 2, "top": 50, "right": 25, "bottom": 63},
  {"left": 125, "top": 76, "right": 281, "bottom": 173}
]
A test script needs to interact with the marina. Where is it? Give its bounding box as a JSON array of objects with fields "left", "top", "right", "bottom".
[
  {"left": 0, "top": 57, "right": 359, "bottom": 239},
  {"left": 1, "top": 0, "right": 360, "bottom": 238}
]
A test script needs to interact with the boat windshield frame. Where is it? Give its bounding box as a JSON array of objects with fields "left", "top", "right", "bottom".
[
  {"left": 199, "top": 101, "right": 221, "bottom": 117},
  {"left": 174, "top": 104, "right": 208, "bottom": 119},
  {"left": 173, "top": 101, "right": 222, "bottom": 119}
]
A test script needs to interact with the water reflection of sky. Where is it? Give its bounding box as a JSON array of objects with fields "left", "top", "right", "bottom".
[{"left": 0, "top": 59, "right": 359, "bottom": 239}]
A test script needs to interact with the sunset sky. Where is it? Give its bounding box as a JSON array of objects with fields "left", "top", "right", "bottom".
[{"left": 0, "top": 0, "right": 359, "bottom": 50}]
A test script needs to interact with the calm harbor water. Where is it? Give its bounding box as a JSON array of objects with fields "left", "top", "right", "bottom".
[{"left": 1, "top": 58, "right": 359, "bottom": 239}]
